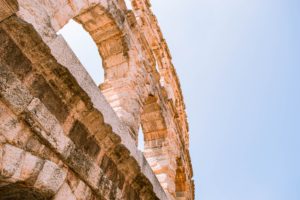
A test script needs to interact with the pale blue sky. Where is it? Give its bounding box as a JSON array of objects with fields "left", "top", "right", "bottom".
[{"left": 59, "top": 0, "right": 300, "bottom": 199}]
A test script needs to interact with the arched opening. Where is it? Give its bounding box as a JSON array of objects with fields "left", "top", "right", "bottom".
[
  {"left": 140, "top": 95, "right": 168, "bottom": 152},
  {"left": 53, "top": 5, "right": 142, "bottom": 138},
  {"left": 140, "top": 96, "right": 167, "bottom": 140},
  {"left": 74, "top": 5, "right": 130, "bottom": 84},
  {"left": 58, "top": 19, "right": 104, "bottom": 85},
  {"left": 0, "top": 183, "right": 49, "bottom": 200}
]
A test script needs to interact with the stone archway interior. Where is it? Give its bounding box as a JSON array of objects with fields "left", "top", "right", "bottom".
[{"left": 0, "top": 183, "right": 49, "bottom": 200}]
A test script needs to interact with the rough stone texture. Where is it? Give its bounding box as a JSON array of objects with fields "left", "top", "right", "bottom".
[
  {"left": 0, "top": 0, "right": 194, "bottom": 199},
  {"left": 0, "top": 0, "right": 18, "bottom": 22}
]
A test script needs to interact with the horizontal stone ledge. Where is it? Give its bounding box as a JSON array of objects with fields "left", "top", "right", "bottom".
[{"left": 48, "top": 34, "right": 168, "bottom": 200}]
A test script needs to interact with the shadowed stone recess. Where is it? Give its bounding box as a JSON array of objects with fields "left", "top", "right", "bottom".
[
  {"left": 69, "top": 120, "right": 100, "bottom": 158},
  {"left": 0, "top": 184, "right": 49, "bottom": 200}
]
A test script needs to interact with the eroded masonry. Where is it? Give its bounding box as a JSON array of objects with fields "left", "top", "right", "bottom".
[{"left": 0, "top": 0, "right": 194, "bottom": 199}]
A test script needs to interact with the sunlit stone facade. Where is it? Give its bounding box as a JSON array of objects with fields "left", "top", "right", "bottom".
[{"left": 0, "top": 0, "right": 194, "bottom": 199}]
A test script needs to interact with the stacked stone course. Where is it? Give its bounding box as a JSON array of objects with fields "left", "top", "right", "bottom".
[{"left": 0, "top": 0, "right": 194, "bottom": 199}]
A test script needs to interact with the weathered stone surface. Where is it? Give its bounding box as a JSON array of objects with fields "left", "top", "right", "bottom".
[
  {"left": 53, "top": 183, "right": 76, "bottom": 200},
  {"left": 25, "top": 98, "right": 75, "bottom": 159},
  {"left": 0, "top": 144, "right": 24, "bottom": 178},
  {"left": 0, "top": 0, "right": 194, "bottom": 199},
  {"left": 0, "top": 183, "right": 48, "bottom": 200},
  {"left": 69, "top": 120, "right": 100, "bottom": 158},
  {"left": 0, "top": 0, "right": 18, "bottom": 22},
  {"left": 34, "top": 160, "right": 67, "bottom": 195},
  {"left": 0, "top": 144, "right": 66, "bottom": 199},
  {"left": 29, "top": 75, "right": 69, "bottom": 123},
  {"left": 0, "top": 65, "right": 33, "bottom": 115}
]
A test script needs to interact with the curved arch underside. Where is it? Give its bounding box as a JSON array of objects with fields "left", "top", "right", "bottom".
[
  {"left": 0, "top": 0, "right": 194, "bottom": 199},
  {"left": 0, "top": 184, "right": 49, "bottom": 200}
]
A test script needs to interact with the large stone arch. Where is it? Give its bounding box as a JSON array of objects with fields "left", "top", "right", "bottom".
[
  {"left": 46, "top": 0, "right": 131, "bottom": 84},
  {"left": 16, "top": 0, "right": 148, "bottom": 140},
  {"left": 0, "top": 144, "right": 69, "bottom": 200},
  {"left": 131, "top": 1, "right": 195, "bottom": 198},
  {"left": 0, "top": 0, "right": 194, "bottom": 199},
  {"left": 73, "top": 5, "right": 142, "bottom": 139},
  {"left": 0, "top": 8, "right": 168, "bottom": 200}
]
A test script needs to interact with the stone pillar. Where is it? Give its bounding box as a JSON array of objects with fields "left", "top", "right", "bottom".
[
  {"left": 75, "top": 6, "right": 147, "bottom": 140},
  {"left": 100, "top": 77, "right": 142, "bottom": 140},
  {"left": 141, "top": 96, "right": 177, "bottom": 199},
  {"left": 144, "top": 140, "right": 177, "bottom": 199}
]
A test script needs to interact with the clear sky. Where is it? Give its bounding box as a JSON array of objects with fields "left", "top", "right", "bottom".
[{"left": 59, "top": 0, "right": 300, "bottom": 199}]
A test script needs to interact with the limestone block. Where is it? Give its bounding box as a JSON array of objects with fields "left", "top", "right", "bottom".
[
  {"left": 34, "top": 160, "right": 67, "bottom": 194},
  {"left": 104, "top": 54, "right": 128, "bottom": 70},
  {"left": 18, "top": 152, "right": 44, "bottom": 181},
  {"left": 0, "top": 0, "right": 18, "bottom": 22},
  {"left": 51, "top": 3, "right": 74, "bottom": 31},
  {"left": 73, "top": 180, "right": 93, "bottom": 200},
  {"left": 0, "top": 102, "right": 22, "bottom": 143},
  {"left": 53, "top": 183, "right": 77, "bottom": 200},
  {"left": 0, "top": 144, "right": 23, "bottom": 178},
  {"left": 40, "top": 0, "right": 68, "bottom": 15},
  {"left": 65, "top": 148, "right": 102, "bottom": 190},
  {"left": 68, "top": 0, "right": 88, "bottom": 14},
  {"left": 97, "top": 175, "right": 113, "bottom": 199},
  {"left": 0, "top": 65, "right": 33, "bottom": 115},
  {"left": 25, "top": 98, "right": 75, "bottom": 159}
]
